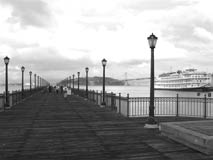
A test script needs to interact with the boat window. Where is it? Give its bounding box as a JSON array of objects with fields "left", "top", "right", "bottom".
[
  {"left": 197, "top": 93, "right": 200, "bottom": 96},
  {"left": 208, "top": 93, "right": 211, "bottom": 97}
]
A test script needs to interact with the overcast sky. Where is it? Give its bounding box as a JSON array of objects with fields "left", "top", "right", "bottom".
[{"left": 0, "top": 0, "right": 213, "bottom": 84}]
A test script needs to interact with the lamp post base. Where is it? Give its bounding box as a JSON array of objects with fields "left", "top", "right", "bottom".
[{"left": 144, "top": 116, "right": 158, "bottom": 129}]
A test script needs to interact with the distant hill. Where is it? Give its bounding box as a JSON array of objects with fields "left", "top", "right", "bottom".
[
  {"left": 78, "top": 76, "right": 125, "bottom": 86},
  {"left": 58, "top": 77, "right": 151, "bottom": 86}
]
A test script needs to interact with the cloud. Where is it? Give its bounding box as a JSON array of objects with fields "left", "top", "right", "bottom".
[
  {"left": 0, "top": 37, "right": 39, "bottom": 49},
  {"left": 5, "top": 47, "right": 96, "bottom": 82},
  {"left": 121, "top": 0, "right": 195, "bottom": 12},
  {"left": 0, "top": 0, "right": 52, "bottom": 27},
  {"left": 193, "top": 27, "right": 213, "bottom": 41},
  {"left": 1, "top": 0, "right": 213, "bottom": 84}
]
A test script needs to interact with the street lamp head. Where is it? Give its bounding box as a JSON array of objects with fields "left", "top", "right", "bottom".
[
  {"left": 4, "top": 56, "right": 10, "bottom": 65},
  {"left": 102, "top": 58, "right": 107, "bottom": 67},
  {"left": 29, "top": 71, "right": 32, "bottom": 75},
  {"left": 21, "top": 66, "right": 25, "bottom": 72},
  {"left": 77, "top": 72, "right": 80, "bottom": 76},
  {"left": 85, "top": 67, "right": 89, "bottom": 72},
  {"left": 147, "top": 33, "right": 158, "bottom": 49}
]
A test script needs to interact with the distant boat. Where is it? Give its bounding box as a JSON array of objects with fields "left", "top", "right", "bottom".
[{"left": 155, "top": 69, "right": 213, "bottom": 91}]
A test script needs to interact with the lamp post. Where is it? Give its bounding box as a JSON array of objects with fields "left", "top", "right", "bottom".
[
  {"left": 101, "top": 58, "right": 107, "bottom": 106},
  {"left": 29, "top": 71, "right": 32, "bottom": 91},
  {"left": 72, "top": 74, "right": 75, "bottom": 89},
  {"left": 34, "top": 74, "right": 36, "bottom": 89},
  {"left": 21, "top": 66, "right": 25, "bottom": 98},
  {"left": 85, "top": 67, "right": 89, "bottom": 98},
  {"left": 77, "top": 72, "right": 80, "bottom": 90},
  {"left": 37, "top": 75, "right": 39, "bottom": 88},
  {"left": 69, "top": 76, "right": 71, "bottom": 89},
  {"left": 4, "top": 56, "right": 10, "bottom": 109},
  {"left": 145, "top": 33, "right": 158, "bottom": 128}
]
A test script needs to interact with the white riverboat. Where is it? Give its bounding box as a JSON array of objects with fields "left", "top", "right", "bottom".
[{"left": 155, "top": 69, "right": 213, "bottom": 90}]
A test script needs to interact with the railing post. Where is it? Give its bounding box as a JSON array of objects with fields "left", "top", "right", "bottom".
[
  {"left": 105, "top": 91, "right": 107, "bottom": 106},
  {"left": 96, "top": 90, "right": 98, "bottom": 104},
  {"left": 111, "top": 92, "right": 113, "bottom": 110},
  {"left": 119, "top": 93, "right": 121, "bottom": 114},
  {"left": 204, "top": 94, "right": 207, "bottom": 119},
  {"left": 127, "top": 94, "right": 129, "bottom": 117},
  {"left": 15, "top": 91, "right": 17, "bottom": 104},
  {"left": 100, "top": 91, "right": 102, "bottom": 105},
  {"left": 176, "top": 94, "right": 179, "bottom": 117}
]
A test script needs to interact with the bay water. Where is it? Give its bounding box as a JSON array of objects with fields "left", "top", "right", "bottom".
[
  {"left": 87, "top": 85, "right": 212, "bottom": 98},
  {"left": 1, "top": 84, "right": 212, "bottom": 98}
]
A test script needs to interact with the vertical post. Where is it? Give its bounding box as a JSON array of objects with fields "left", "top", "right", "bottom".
[
  {"left": 72, "top": 74, "right": 75, "bottom": 89},
  {"left": 69, "top": 76, "right": 71, "bottom": 89},
  {"left": 145, "top": 33, "right": 158, "bottom": 127},
  {"left": 204, "top": 94, "right": 207, "bottom": 119},
  {"left": 34, "top": 74, "right": 36, "bottom": 89},
  {"left": 85, "top": 67, "right": 89, "bottom": 98},
  {"left": 149, "top": 48, "right": 155, "bottom": 118},
  {"left": 102, "top": 65, "right": 106, "bottom": 105},
  {"left": 5, "top": 58, "right": 9, "bottom": 109},
  {"left": 119, "top": 93, "right": 121, "bottom": 114},
  {"left": 127, "top": 94, "right": 129, "bottom": 117},
  {"left": 176, "top": 94, "right": 179, "bottom": 117},
  {"left": 101, "top": 59, "right": 107, "bottom": 106},
  {"left": 21, "top": 66, "right": 25, "bottom": 99},
  {"left": 37, "top": 76, "right": 39, "bottom": 88},
  {"left": 97, "top": 90, "right": 99, "bottom": 104},
  {"left": 77, "top": 72, "right": 80, "bottom": 91},
  {"left": 29, "top": 71, "right": 32, "bottom": 92},
  {"left": 111, "top": 92, "right": 113, "bottom": 110}
]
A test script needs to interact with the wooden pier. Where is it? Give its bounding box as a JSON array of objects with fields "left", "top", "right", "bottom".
[{"left": 0, "top": 92, "right": 212, "bottom": 160}]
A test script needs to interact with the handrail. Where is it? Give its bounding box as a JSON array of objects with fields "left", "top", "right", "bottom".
[
  {"left": 0, "top": 87, "right": 47, "bottom": 112},
  {"left": 71, "top": 88, "right": 213, "bottom": 119}
]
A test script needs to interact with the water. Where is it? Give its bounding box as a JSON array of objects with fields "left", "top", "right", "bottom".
[
  {"left": 0, "top": 84, "right": 30, "bottom": 94},
  {"left": 1, "top": 84, "right": 212, "bottom": 98},
  {"left": 86, "top": 85, "right": 213, "bottom": 98}
]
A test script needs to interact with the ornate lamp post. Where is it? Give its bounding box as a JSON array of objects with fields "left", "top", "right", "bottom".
[
  {"left": 34, "top": 74, "right": 36, "bottom": 89},
  {"left": 37, "top": 75, "right": 39, "bottom": 88},
  {"left": 69, "top": 76, "right": 71, "bottom": 88},
  {"left": 4, "top": 56, "right": 10, "bottom": 109},
  {"left": 21, "top": 66, "right": 25, "bottom": 98},
  {"left": 85, "top": 67, "right": 89, "bottom": 98},
  {"left": 145, "top": 33, "right": 158, "bottom": 128},
  {"left": 29, "top": 71, "right": 32, "bottom": 91},
  {"left": 72, "top": 74, "right": 75, "bottom": 89},
  {"left": 101, "top": 58, "right": 107, "bottom": 106},
  {"left": 77, "top": 72, "right": 80, "bottom": 90}
]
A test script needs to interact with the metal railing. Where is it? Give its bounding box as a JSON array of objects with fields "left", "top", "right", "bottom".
[
  {"left": 72, "top": 88, "right": 213, "bottom": 119},
  {"left": 129, "top": 94, "right": 213, "bottom": 118},
  {"left": 0, "top": 87, "right": 46, "bottom": 112}
]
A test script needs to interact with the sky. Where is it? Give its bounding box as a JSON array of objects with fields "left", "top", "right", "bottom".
[{"left": 0, "top": 0, "right": 213, "bottom": 84}]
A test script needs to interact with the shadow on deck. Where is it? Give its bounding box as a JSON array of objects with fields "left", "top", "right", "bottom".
[{"left": 0, "top": 92, "right": 212, "bottom": 160}]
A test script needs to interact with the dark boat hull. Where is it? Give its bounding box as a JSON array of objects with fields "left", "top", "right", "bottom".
[{"left": 155, "top": 87, "right": 213, "bottom": 92}]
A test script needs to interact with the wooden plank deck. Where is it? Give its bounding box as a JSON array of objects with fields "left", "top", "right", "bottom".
[{"left": 0, "top": 92, "right": 213, "bottom": 160}]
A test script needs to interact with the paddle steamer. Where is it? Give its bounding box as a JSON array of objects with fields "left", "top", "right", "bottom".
[{"left": 155, "top": 69, "right": 213, "bottom": 91}]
